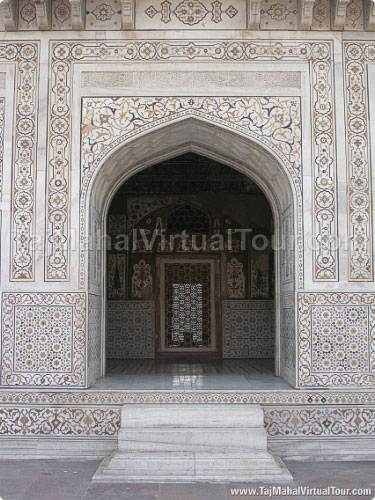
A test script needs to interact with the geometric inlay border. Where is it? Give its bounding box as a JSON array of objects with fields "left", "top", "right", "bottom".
[{"left": 0, "top": 389, "right": 375, "bottom": 405}]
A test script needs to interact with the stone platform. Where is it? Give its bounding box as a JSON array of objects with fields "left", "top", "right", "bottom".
[{"left": 93, "top": 404, "right": 293, "bottom": 483}]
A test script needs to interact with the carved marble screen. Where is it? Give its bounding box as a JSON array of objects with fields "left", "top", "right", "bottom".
[{"left": 159, "top": 258, "right": 216, "bottom": 353}]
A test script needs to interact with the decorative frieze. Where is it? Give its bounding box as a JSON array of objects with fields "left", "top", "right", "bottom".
[
  {"left": 0, "top": 407, "right": 120, "bottom": 436},
  {"left": 136, "top": 0, "right": 246, "bottom": 29},
  {"left": 81, "top": 70, "right": 301, "bottom": 90},
  {"left": 1, "top": 388, "right": 375, "bottom": 406},
  {"left": 265, "top": 407, "right": 375, "bottom": 437},
  {"left": 0, "top": 0, "right": 373, "bottom": 30},
  {"left": 0, "top": 405, "right": 374, "bottom": 439}
]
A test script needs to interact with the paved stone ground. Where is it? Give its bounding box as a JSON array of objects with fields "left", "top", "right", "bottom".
[{"left": 0, "top": 459, "right": 374, "bottom": 500}]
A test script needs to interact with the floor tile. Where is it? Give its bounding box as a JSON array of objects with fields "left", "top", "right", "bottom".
[
  {"left": 0, "top": 458, "right": 374, "bottom": 500},
  {"left": 92, "top": 359, "right": 293, "bottom": 391},
  {"left": 158, "top": 482, "right": 227, "bottom": 500},
  {"left": 0, "top": 478, "right": 32, "bottom": 500},
  {"left": 81, "top": 482, "right": 159, "bottom": 500}
]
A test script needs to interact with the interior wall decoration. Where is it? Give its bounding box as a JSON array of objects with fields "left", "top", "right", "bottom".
[
  {"left": 251, "top": 253, "right": 271, "bottom": 299},
  {"left": 222, "top": 300, "right": 275, "bottom": 358},
  {"left": 131, "top": 259, "right": 153, "bottom": 298},
  {"left": 106, "top": 301, "right": 155, "bottom": 358},
  {"left": 226, "top": 257, "right": 246, "bottom": 299},
  {"left": 107, "top": 253, "right": 126, "bottom": 300}
]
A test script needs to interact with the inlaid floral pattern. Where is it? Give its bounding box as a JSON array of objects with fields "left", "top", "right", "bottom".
[
  {"left": 344, "top": 42, "right": 375, "bottom": 281},
  {"left": 298, "top": 293, "right": 375, "bottom": 387},
  {"left": 1, "top": 293, "right": 86, "bottom": 387}
]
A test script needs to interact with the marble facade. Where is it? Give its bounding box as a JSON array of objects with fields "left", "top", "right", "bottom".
[{"left": 0, "top": 0, "right": 373, "bottom": 457}]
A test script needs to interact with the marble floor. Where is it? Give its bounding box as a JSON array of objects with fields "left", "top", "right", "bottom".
[
  {"left": 0, "top": 459, "right": 374, "bottom": 499},
  {"left": 92, "top": 358, "right": 293, "bottom": 391}
]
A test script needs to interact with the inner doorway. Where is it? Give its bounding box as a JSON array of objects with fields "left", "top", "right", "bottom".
[
  {"left": 159, "top": 257, "right": 217, "bottom": 353},
  {"left": 105, "top": 152, "right": 276, "bottom": 373}
]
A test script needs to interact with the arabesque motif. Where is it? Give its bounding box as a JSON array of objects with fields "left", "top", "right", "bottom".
[
  {"left": 80, "top": 95, "right": 302, "bottom": 289},
  {"left": 344, "top": 42, "right": 375, "bottom": 281},
  {"left": 0, "top": 43, "right": 39, "bottom": 281}
]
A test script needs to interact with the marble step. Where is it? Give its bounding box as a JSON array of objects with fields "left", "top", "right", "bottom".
[
  {"left": 94, "top": 451, "right": 293, "bottom": 483},
  {"left": 93, "top": 404, "right": 293, "bottom": 483}
]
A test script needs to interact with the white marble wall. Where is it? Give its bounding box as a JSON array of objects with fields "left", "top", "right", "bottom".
[{"left": 0, "top": 32, "right": 374, "bottom": 388}]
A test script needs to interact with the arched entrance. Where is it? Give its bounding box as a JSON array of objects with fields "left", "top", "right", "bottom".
[
  {"left": 106, "top": 153, "right": 275, "bottom": 364},
  {"left": 85, "top": 118, "right": 298, "bottom": 388}
]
